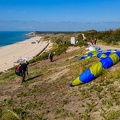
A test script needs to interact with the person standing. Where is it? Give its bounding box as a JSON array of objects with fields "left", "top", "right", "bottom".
[
  {"left": 94, "top": 38, "right": 97, "bottom": 45},
  {"left": 90, "top": 37, "right": 93, "bottom": 45},
  {"left": 48, "top": 52, "right": 55, "bottom": 62}
]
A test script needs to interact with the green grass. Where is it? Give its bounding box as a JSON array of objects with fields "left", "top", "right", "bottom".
[{"left": 0, "top": 33, "right": 120, "bottom": 119}]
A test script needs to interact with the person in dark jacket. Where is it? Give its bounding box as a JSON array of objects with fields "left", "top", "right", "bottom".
[
  {"left": 20, "top": 61, "right": 29, "bottom": 83},
  {"left": 48, "top": 52, "right": 55, "bottom": 62}
]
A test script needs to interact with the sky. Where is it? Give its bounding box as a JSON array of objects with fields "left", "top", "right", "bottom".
[{"left": 0, "top": 0, "right": 120, "bottom": 31}]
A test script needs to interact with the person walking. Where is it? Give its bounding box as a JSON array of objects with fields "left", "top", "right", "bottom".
[
  {"left": 20, "top": 61, "right": 29, "bottom": 83},
  {"left": 15, "top": 61, "right": 29, "bottom": 83}
]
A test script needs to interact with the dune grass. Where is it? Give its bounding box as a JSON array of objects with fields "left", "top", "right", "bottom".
[{"left": 0, "top": 33, "right": 120, "bottom": 120}]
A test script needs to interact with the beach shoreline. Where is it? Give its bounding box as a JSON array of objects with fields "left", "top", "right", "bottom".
[{"left": 0, "top": 36, "right": 50, "bottom": 72}]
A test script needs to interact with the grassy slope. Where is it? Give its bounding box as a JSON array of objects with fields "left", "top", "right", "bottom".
[{"left": 0, "top": 46, "right": 120, "bottom": 120}]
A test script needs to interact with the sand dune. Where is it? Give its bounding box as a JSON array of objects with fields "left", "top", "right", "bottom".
[{"left": 0, "top": 36, "right": 50, "bottom": 72}]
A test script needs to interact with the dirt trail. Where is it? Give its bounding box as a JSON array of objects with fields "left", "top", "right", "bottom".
[
  {"left": 0, "top": 44, "right": 120, "bottom": 101},
  {"left": 98, "top": 44, "right": 120, "bottom": 51}
]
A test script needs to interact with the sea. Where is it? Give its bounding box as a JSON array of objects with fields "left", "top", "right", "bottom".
[{"left": 0, "top": 31, "right": 32, "bottom": 47}]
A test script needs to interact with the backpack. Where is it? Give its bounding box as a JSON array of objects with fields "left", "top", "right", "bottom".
[{"left": 15, "top": 65, "right": 21, "bottom": 76}]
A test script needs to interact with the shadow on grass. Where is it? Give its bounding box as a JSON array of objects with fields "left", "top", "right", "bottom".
[{"left": 26, "top": 74, "right": 43, "bottom": 82}]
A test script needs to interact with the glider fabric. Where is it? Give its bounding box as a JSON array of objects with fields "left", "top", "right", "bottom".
[{"left": 70, "top": 50, "right": 120, "bottom": 87}]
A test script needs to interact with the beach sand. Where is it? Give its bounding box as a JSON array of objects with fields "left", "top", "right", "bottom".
[{"left": 0, "top": 36, "right": 50, "bottom": 72}]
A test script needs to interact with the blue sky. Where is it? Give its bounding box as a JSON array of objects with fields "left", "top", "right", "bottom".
[{"left": 0, "top": 0, "right": 120, "bottom": 31}]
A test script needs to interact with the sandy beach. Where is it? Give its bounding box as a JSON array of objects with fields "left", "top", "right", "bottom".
[{"left": 0, "top": 36, "right": 50, "bottom": 72}]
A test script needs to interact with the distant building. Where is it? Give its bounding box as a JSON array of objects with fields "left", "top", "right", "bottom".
[{"left": 71, "top": 37, "right": 75, "bottom": 45}]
